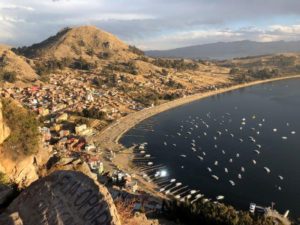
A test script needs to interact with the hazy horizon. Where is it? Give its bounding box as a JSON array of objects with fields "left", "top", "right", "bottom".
[{"left": 1, "top": 0, "right": 300, "bottom": 50}]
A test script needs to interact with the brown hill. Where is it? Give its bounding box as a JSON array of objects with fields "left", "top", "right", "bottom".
[
  {"left": 16, "top": 25, "right": 136, "bottom": 61},
  {"left": 0, "top": 45, "right": 38, "bottom": 82}
]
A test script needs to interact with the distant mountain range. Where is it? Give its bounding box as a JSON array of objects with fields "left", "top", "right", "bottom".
[{"left": 146, "top": 40, "right": 300, "bottom": 60}]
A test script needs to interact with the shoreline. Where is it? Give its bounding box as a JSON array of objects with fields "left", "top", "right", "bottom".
[{"left": 93, "top": 74, "right": 300, "bottom": 151}]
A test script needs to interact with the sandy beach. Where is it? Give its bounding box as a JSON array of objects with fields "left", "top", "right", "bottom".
[{"left": 93, "top": 74, "right": 300, "bottom": 152}]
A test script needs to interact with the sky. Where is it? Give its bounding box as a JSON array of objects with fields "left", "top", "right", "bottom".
[{"left": 1, "top": 0, "right": 300, "bottom": 50}]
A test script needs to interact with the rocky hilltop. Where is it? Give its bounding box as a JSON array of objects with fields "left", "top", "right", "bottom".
[
  {"left": 0, "top": 170, "right": 121, "bottom": 225},
  {"left": 15, "top": 26, "right": 135, "bottom": 61},
  {"left": 0, "top": 45, "right": 38, "bottom": 82}
]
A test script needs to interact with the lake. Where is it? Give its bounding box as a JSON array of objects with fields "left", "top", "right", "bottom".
[{"left": 120, "top": 78, "right": 300, "bottom": 217}]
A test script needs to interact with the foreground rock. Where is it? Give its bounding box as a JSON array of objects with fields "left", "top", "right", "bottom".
[
  {"left": 0, "top": 102, "right": 10, "bottom": 144},
  {"left": 0, "top": 170, "right": 121, "bottom": 225}
]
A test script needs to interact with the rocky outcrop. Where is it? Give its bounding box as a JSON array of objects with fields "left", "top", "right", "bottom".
[
  {"left": 0, "top": 146, "right": 50, "bottom": 189},
  {"left": 0, "top": 102, "right": 10, "bottom": 144},
  {"left": 0, "top": 170, "right": 121, "bottom": 225}
]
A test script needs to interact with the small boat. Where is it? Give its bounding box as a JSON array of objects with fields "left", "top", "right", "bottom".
[
  {"left": 224, "top": 168, "right": 228, "bottom": 173},
  {"left": 229, "top": 158, "right": 233, "bottom": 163},
  {"left": 212, "top": 175, "right": 219, "bottom": 180},
  {"left": 214, "top": 161, "right": 218, "bottom": 166},
  {"left": 253, "top": 150, "right": 260, "bottom": 154},
  {"left": 190, "top": 190, "right": 197, "bottom": 194},
  {"left": 147, "top": 162, "right": 154, "bottom": 166},
  {"left": 282, "top": 136, "right": 288, "bottom": 140},
  {"left": 202, "top": 198, "right": 209, "bottom": 203},
  {"left": 273, "top": 128, "right": 277, "bottom": 132},
  {"left": 214, "top": 144, "right": 218, "bottom": 149},
  {"left": 177, "top": 132, "right": 181, "bottom": 136},
  {"left": 202, "top": 152, "right": 206, "bottom": 156},
  {"left": 241, "top": 167, "right": 245, "bottom": 172},
  {"left": 229, "top": 180, "right": 235, "bottom": 186},
  {"left": 230, "top": 133, "right": 234, "bottom": 137},
  {"left": 197, "top": 155, "right": 204, "bottom": 161},
  {"left": 256, "top": 144, "right": 262, "bottom": 149},
  {"left": 164, "top": 142, "right": 167, "bottom": 146},
  {"left": 264, "top": 167, "right": 271, "bottom": 173},
  {"left": 252, "top": 160, "right": 257, "bottom": 165},
  {"left": 180, "top": 154, "right": 187, "bottom": 158},
  {"left": 173, "top": 143, "right": 177, "bottom": 147},
  {"left": 291, "top": 131, "right": 296, "bottom": 135},
  {"left": 236, "top": 153, "right": 240, "bottom": 158},
  {"left": 222, "top": 150, "right": 226, "bottom": 154},
  {"left": 207, "top": 167, "right": 212, "bottom": 172},
  {"left": 216, "top": 195, "right": 224, "bottom": 200},
  {"left": 238, "top": 174, "right": 242, "bottom": 179},
  {"left": 191, "top": 147, "right": 197, "bottom": 152},
  {"left": 278, "top": 175, "right": 284, "bottom": 180},
  {"left": 239, "top": 138, "right": 244, "bottom": 142},
  {"left": 278, "top": 186, "right": 282, "bottom": 191}
]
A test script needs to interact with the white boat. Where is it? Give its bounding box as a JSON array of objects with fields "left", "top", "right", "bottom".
[
  {"left": 256, "top": 144, "right": 262, "bottom": 148},
  {"left": 264, "top": 167, "right": 271, "bottom": 173},
  {"left": 236, "top": 153, "right": 240, "bottom": 158},
  {"left": 273, "top": 128, "right": 277, "bottom": 132},
  {"left": 229, "top": 180, "right": 235, "bottom": 186},
  {"left": 214, "top": 144, "right": 218, "bottom": 149},
  {"left": 282, "top": 136, "right": 288, "bottom": 140},
  {"left": 147, "top": 162, "right": 153, "bottom": 166},
  {"left": 252, "top": 160, "right": 257, "bottom": 165},
  {"left": 229, "top": 158, "right": 233, "bottom": 163},
  {"left": 207, "top": 167, "right": 212, "bottom": 172},
  {"left": 253, "top": 150, "right": 260, "bottom": 154},
  {"left": 212, "top": 175, "right": 219, "bottom": 180},
  {"left": 202, "top": 198, "right": 209, "bottom": 203},
  {"left": 173, "top": 143, "right": 177, "bottom": 147},
  {"left": 238, "top": 174, "right": 242, "bottom": 179},
  {"left": 164, "top": 142, "right": 167, "bottom": 146},
  {"left": 224, "top": 168, "right": 228, "bottom": 173},
  {"left": 239, "top": 138, "right": 244, "bottom": 142},
  {"left": 214, "top": 161, "right": 218, "bottom": 166},
  {"left": 197, "top": 155, "right": 204, "bottom": 161},
  {"left": 278, "top": 175, "right": 284, "bottom": 180},
  {"left": 177, "top": 132, "right": 181, "bottom": 136},
  {"left": 180, "top": 154, "right": 187, "bottom": 158},
  {"left": 222, "top": 150, "right": 226, "bottom": 154},
  {"left": 241, "top": 167, "right": 245, "bottom": 172},
  {"left": 291, "top": 131, "right": 296, "bottom": 135},
  {"left": 216, "top": 195, "right": 224, "bottom": 200}
]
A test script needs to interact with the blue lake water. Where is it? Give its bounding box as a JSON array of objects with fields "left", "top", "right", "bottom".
[{"left": 120, "top": 78, "right": 300, "bottom": 217}]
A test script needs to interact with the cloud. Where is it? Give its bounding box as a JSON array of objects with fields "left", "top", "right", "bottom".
[{"left": 1, "top": 0, "right": 300, "bottom": 49}]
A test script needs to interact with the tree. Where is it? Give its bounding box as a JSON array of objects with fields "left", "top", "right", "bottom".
[{"left": 0, "top": 71, "right": 17, "bottom": 83}]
